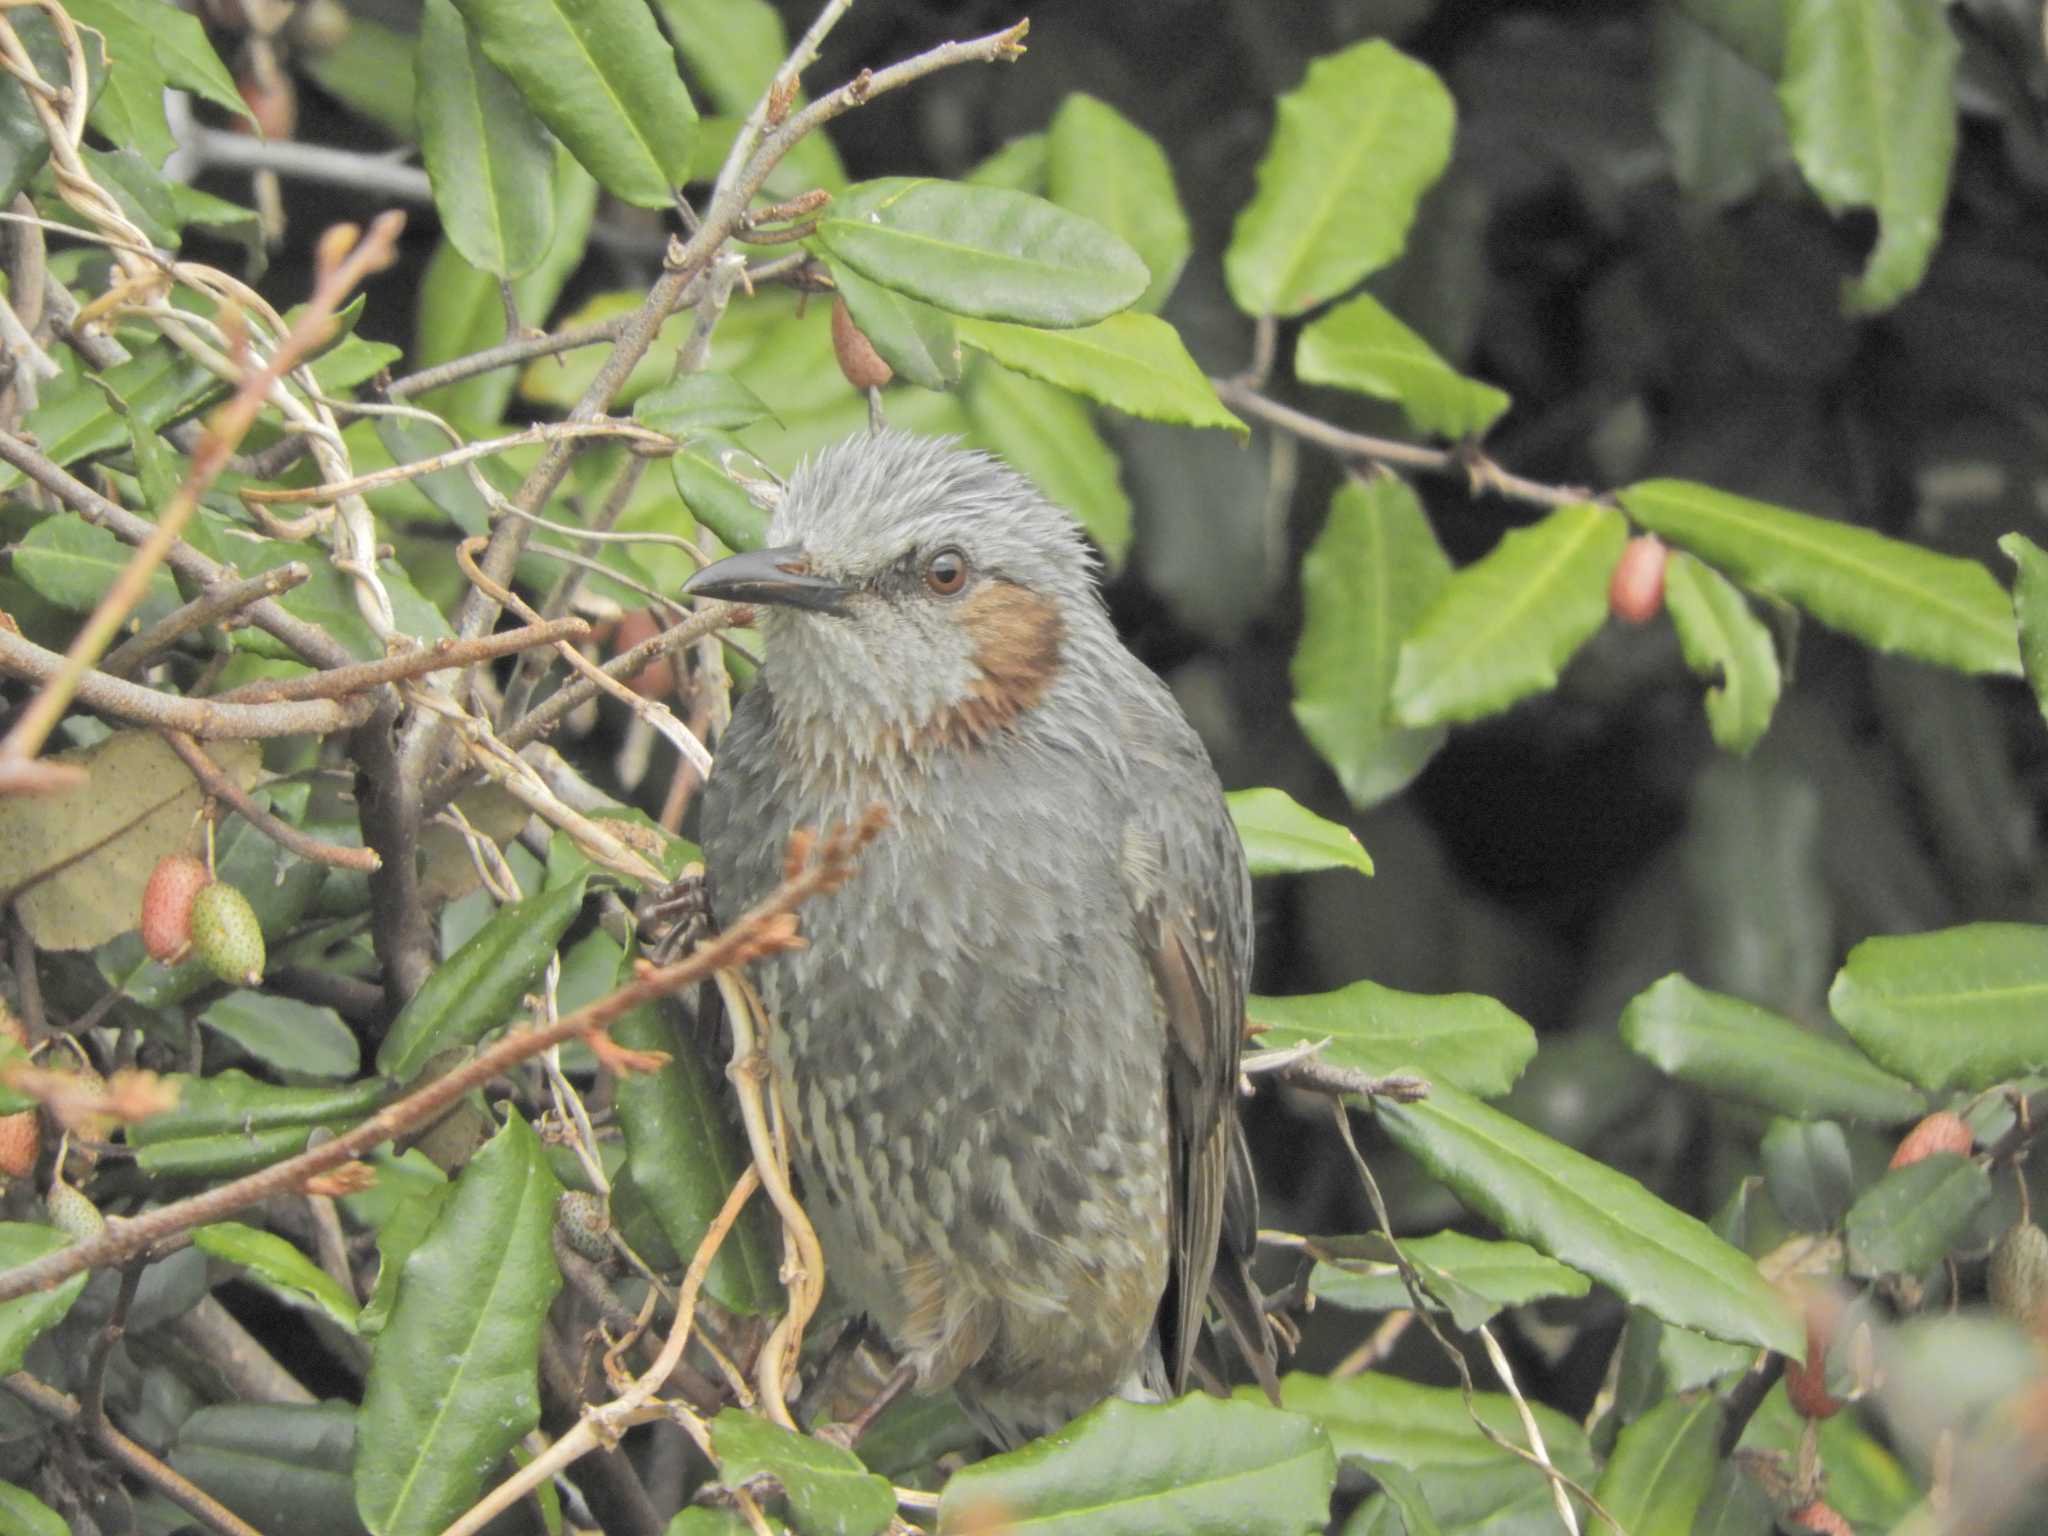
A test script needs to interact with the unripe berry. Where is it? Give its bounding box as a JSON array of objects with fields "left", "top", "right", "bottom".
[
  {"left": 556, "top": 1190, "right": 612, "bottom": 1263},
  {"left": 190, "top": 883, "right": 264, "bottom": 987},
  {"left": 1889, "top": 1110, "right": 1973, "bottom": 1169},
  {"left": 831, "top": 297, "right": 893, "bottom": 392},
  {"left": 141, "top": 854, "right": 211, "bottom": 964},
  {"left": 1609, "top": 535, "right": 1668, "bottom": 625},
  {"left": 45, "top": 1179, "right": 104, "bottom": 1241},
  {"left": 1990, "top": 1221, "right": 2048, "bottom": 1333}
]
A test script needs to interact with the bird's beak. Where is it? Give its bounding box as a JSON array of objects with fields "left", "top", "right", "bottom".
[{"left": 683, "top": 544, "right": 850, "bottom": 616}]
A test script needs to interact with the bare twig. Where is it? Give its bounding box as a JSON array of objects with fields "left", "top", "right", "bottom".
[
  {"left": 216, "top": 617, "right": 591, "bottom": 706},
  {"left": 160, "top": 731, "right": 380, "bottom": 870},
  {"left": 101, "top": 564, "right": 313, "bottom": 679}
]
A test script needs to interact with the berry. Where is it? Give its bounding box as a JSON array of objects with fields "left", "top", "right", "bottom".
[
  {"left": 1784, "top": 1500, "right": 1853, "bottom": 1534},
  {"left": 831, "top": 296, "right": 893, "bottom": 392},
  {"left": 190, "top": 882, "right": 265, "bottom": 987},
  {"left": 0, "top": 1112, "right": 36, "bottom": 1181},
  {"left": 1889, "top": 1110, "right": 1973, "bottom": 1169},
  {"left": 1990, "top": 1221, "right": 2048, "bottom": 1333},
  {"left": 556, "top": 1190, "right": 612, "bottom": 1263},
  {"left": 45, "top": 1179, "right": 104, "bottom": 1241},
  {"left": 1783, "top": 1306, "right": 1844, "bottom": 1420},
  {"left": 141, "top": 854, "right": 211, "bottom": 964},
  {"left": 1609, "top": 535, "right": 1668, "bottom": 625}
]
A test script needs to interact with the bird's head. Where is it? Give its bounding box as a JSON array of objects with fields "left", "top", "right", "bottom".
[{"left": 683, "top": 431, "right": 1104, "bottom": 761}]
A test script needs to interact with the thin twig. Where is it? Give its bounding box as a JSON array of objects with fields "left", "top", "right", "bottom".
[
  {"left": 101, "top": 564, "right": 313, "bottom": 679},
  {"left": 0, "top": 811, "right": 885, "bottom": 1306},
  {"left": 216, "top": 617, "right": 590, "bottom": 705},
  {"left": 160, "top": 731, "right": 380, "bottom": 870}
]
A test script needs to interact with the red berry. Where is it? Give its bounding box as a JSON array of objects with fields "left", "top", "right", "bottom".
[
  {"left": 1785, "top": 1500, "right": 1854, "bottom": 1534},
  {"left": 1784, "top": 1306, "right": 1844, "bottom": 1420},
  {"left": 141, "top": 855, "right": 211, "bottom": 964},
  {"left": 1609, "top": 534, "right": 1668, "bottom": 624},
  {"left": 831, "top": 296, "right": 893, "bottom": 392},
  {"left": 1890, "top": 1110, "right": 1973, "bottom": 1169},
  {"left": 0, "top": 1112, "right": 37, "bottom": 1181}
]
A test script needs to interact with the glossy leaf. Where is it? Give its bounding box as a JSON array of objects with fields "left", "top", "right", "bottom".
[
  {"left": 377, "top": 874, "right": 590, "bottom": 1081},
  {"left": 1352, "top": 1459, "right": 1443, "bottom": 1536},
  {"left": 1227, "top": 788, "right": 1373, "bottom": 878},
  {"left": 128, "top": 1072, "right": 386, "bottom": 1147},
  {"left": 194, "top": 1222, "right": 362, "bottom": 1331},
  {"left": 0, "top": 345, "right": 217, "bottom": 491},
  {"left": 1045, "top": 93, "right": 1191, "bottom": 313},
  {"left": 613, "top": 1006, "right": 777, "bottom": 1314},
  {"left": 1312, "top": 1231, "right": 1590, "bottom": 1328},
  {"left": 816, "top": 178, "right": 1148, "bottom": 328},
  {"left": 449, "top": 0, "right": 695, "bottom": 210},
  {"left": 1290, "top": 475, "right": 1451, "bottom": 807},
  {"left": 1392, "top": 502, "right": 1628, "bottom": 726},
  {"left": 14, "top": 513, "right": 176, "bottom": 614},
  {"left": 635, "top": 372, "right": 776, "bottom": 437},
  {"left": 136, "top": 1124, "right": 360, "bottom": 1180},
  {"left": 1225, "top": 40, "right": 1455, "bottom": 317},
  {"left": 1591, "top": 1394, "right": 1722, "bottom": 1536},
  {"left": 1296, "top": 292, "right": 1510, "bottom": 440},
  {"left": 828, "top": 261, "right": 962, "bottom": 390},
  {"left": 710, "top": 1409, "right": 895, "bottom": 1536},
  {"left": 955, "top": 313, "right": 1245, "bottom": 437},
  {"left": 1654, "top": 7, "right": 1788, "bottom": 209},
  {"left": 1377, "top": 1082, "right": 1801, "bottom": 1353},
  {"left": 300, "top": 11, "right": 417, "bottom": 138},
  {"left": 962, "top": 363, "right": 1131, "bottom": 566},
  {"left": 354, "top": 1114, "right": 562, "bottom": 1536},
  {"left": 1829, "top": 924, "right": 2048, "bottom": 1090},
  {"left": 1620, "top": 974, "right": 1924, "bottom": 1122},
  {"left": 1268, "top": 1373, "right": 1594, "bottom": 1480},
  {"left": 170, "top": 1403, "right": 362, "bottom": 1536},
  {"left": 0, "top": 1483, "right": 66, "bottom": 1536},
  {"left": 1663, "top": 551, "right": 1781, "bottom": 754},
  {"left": 0, "top": 1225, "right": 88, "bottom": 1372},
  {"left": 199, "top": 990, "right": 360, "bottom": 1080},
  {"left": 69, "top": 0, "right": 244, "bottom": 167},
  {"left": 1619, "top": 478, "right": 2020, "bottom": 676},
  {"left": 1843, "top": 1152, "right": 1991, "bottom": 1277},
  {"left": 1249, "top": 980, "right": 1535, "bottom": 1099},
  {"left": 1760, "top": 1117, "right": 1856, "bottom": 1230},
  {"left": 416, "top": 0, "right": 555, "bottom": 279},
  {"left": 967, "top": 133, "right": 1046, "bottom": 192},
  {"left": 937, "top": 1395, "right": 1334, "bottom": 1535},
  {"left": 671, "top": 442, "right": 769, "bottom": 553},
  {"left": 2001, "top": 533, "right": 2048, "bottom": 725},
  {"left": 1779, "top": 0, "right": 1958, "bottom": 313}
]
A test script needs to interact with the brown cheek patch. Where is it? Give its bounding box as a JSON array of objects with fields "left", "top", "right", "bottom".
[{"left": 927, "top": 580, "right": 1065, "bottom": 748}]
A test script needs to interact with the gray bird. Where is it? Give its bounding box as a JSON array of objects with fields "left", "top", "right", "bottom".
[{"left": 686, "top": 430, "right": 1275, "bottom": 1447}]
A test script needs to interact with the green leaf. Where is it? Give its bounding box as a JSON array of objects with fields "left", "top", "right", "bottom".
[
  {"left": 1663, "top": 551, "right": 1781, "bottom": 754},
  {"left": 1296, "top": 293, "right": 1510, "bottom": 440},
  {"left": 962, "top": 363, "right": 1130, "bottom": 566},
  {"left": 0, "top": 13, "right": 105, "bottom": 207},
  {"left": 937, "top": 1395, "right": 1334, "bottom": 1535},
  {"left": 1353, "top": 1459, "right": 1443, "bottom": 1536},
  {"left": 613, "top": 1006, "right": 778, "bottom": 1314},
  {"left": 1653, "top": 7, "right": 1788, "bottom": 210},
  {"left": 1779, "top": 0, "right": 1958, "bottom": 314},
  {"left": 417, "top": 0, "right": 556, "bottom": 279},
  {"left": 967, "top": 133, "right": 1046, "bottom": 192},
  {"left": 650, "top": 0, "right": 843, "bottom": 194},
  {"left": 1619, "top": 479, "right": 2020, "bottom": 676},
  {"left": 199, "top": 990, "right": 361, "bottom": 1079},
  {"left": 0, "top": 1482, "right": 67, "bottom": 1536},
  {"left": 136, "top": 1124, "right": 364, "bottom": 1180},
  {"left": 635, "top": 372, "right": 777, "bottom": 437},
  {"left": 14, "top": 513, "right": 175, "bottom": 613},
  {"left": 1591, "top": 1394, "right": 1722, "bottom": 1536},
  {"left": 354, "top": 1114, "right": 562, "bottom": 1536},
  {"left": 1290, "top": 475, "right": 1451, "bottom": 807},
  {"left": 1392, "top": 502, "right": 1629, "bottom": 726},
  {"left": 1249, "top": 981, "right": 1535, "bottom": 1099},
  {"left": 1, "top": 343, "right": 218, "bottom": 491},
  {"left": 1227, "top": 787, "right": 1372, "bottom": 878},
  {"left": 1267, "top": 1372, "right": 1594, "bottom": 1480},
  {"left": 955, "top": 313, "right": 1245, "bottom": 437},
  {"left": 1311, "top": 1231, "right": 1590, "bottom": 1328},
  {"left": 709, "top": 1410, "right": 894, "bottom": 1536},
  {"left": 300, "top": 11, "right": 416, "bottom": 138},
  {"left": 1377, "top": 1082, "right": 1801, "bottom": 1354},
  {"left": 1842, "top": 1152, "right": 1991, "bottom": 1277},
  {"left": 358, "top": 1185, "right": 450, "bottom": 1337},
  {"left": 0, "top": 1225, "right": 89, "bottom": 1373},
  {"left": 377, "top": 874, "right": 591, "bottom": 1081},
  {"left": 128, "top": 1072, "right": 387, "bottom": 1147},
  {"left": 450, "top": 0, "right": 695, "bottom": 210},
  {"left": 670, "top": 441, "right": 769, "bottom": 553},
  {"left": 1829, "top": 924, "right": 2048, "bottom": 1090},
  {"left": 1224, "top": 40, "right": 1455, "bottom": 317},
  {"left": 68, "top": 0, "right": 246, "bottom": 165},
  {"left": 170, "top": 1403, "right": 363, "bottom": 1536},
  {"left": 816, "top": 178, "right": 1148, "bottom": 328},
  {"left": 194, "top": 1222, "right": 362, "bottom": 1331},
  {"left": 1045, "top": 94, "right": 1191, "bottom": 313},
  {"left": 1620, "top": 974, "right": 1924, "bottom": 1122},
  {"left": 1760, "top": 1118, "right": 1856, "bottom": 1230},
  {"left": 828, "top": 261, "right": 961, "bottom": 390},
  {"left": 2001, "top": 533, "right": 2048, "bottom": 726}
]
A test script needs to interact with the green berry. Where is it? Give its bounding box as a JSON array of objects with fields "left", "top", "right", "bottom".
[
  {"left": 45, "top": 1179, "right": 104, "bottom": 1241},
  {"left": 556, "top": 1190, "right": 612, "bottom": 1263},
  {"left": 190, "top": 882, "right": 265, "bottom": 986},
  {"left": 1990, "top": 1221, "right": 2048, "bottom": 1332}
]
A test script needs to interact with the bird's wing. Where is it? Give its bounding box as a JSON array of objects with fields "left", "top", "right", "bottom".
[{"left": 1122, "top": 735, "right": 1277, "bottom": 1399}]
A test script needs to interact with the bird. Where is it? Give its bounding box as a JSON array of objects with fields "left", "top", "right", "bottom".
[{"left": 685, "top": 429, "right": 1276, "bottom": 1448}]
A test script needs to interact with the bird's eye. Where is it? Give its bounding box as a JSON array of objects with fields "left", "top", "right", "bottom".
[{"left": 924, "top": 547, "right": 969, "bottom": 596}]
